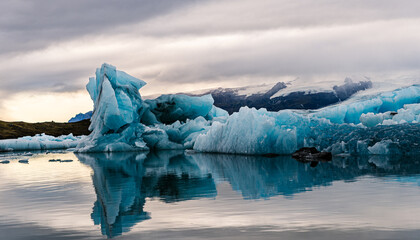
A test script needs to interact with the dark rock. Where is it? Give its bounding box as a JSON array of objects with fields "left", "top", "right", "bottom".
[
  {"left": 262, "top": 153, "right": 281, "bottom": 158},
  {"left": 0, "top": 119, "right": 91, "bottom": 140},
  {"left": 292, "top": 147, "right": 332, "bottom": 164},
  {"left": 0, "top": 160, "right": 10, "bottom": 164},
  {"left": 390, "top": 112, "right": 398, "bottom": 116}
]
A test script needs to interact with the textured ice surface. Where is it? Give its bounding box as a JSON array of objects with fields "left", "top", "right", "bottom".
[
  {"left": 311, "top": 85, "right": 420, "bottom": 124},
  {"left": 76, "top": 63, "right": 149, "bottom": 152},
  {"left": 194, "top": 85, "right": 420, "bottom": 155},
  {"left": 0, "top": 133, "right": 81, "bottom": 152},
  {"left": 141, "top": 94, "right": 226, "bottom": 125},
  {"left": 3, "top": 64, "right": 419, "bottom": 155},
  {"left": 360, "top": 103, "right": 420, "bottom": 127},
  {"left": 76, "top": 63, "right": 228, "bottom": 152}
]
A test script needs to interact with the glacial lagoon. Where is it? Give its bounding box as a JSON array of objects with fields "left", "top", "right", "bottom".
[{"left": 0, "top": 151, "right": 419, "bottom": 239}]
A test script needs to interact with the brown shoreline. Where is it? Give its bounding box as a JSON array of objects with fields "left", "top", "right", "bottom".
[{"left": 0, "top": 119, "right": 91, "bottom": 140}]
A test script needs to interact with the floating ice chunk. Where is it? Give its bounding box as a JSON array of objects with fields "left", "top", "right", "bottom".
[
  {"left": 194, "top": 107, "right": 300, "bottom": 154},
  {"left": 0, "top": 134, "right": 82, "bottom": 152},
  {"left": 77, "top": 63, "right": 148, "bottom": 152},
  {"left": 77, "top": 63, "right": 229, "bottom": 152}
]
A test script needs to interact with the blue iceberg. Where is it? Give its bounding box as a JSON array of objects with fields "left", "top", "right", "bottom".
[
  {"left": 2, "top": 63, "right": 419, "bottom": 156},
  {"left": 76, "top": 63, "right": 228, "bottom": 152},
  {"left": 0, "top": 133, "right": 81, "bottom": 152}
]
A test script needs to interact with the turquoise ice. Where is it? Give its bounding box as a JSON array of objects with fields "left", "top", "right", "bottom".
[{"left": 1, "top": 63, "right": 419, "bottom": 155}]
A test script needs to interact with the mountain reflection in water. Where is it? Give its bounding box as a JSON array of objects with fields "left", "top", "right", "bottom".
[{"left": 75, "top": 151, "right": 420, "bottom": 238}]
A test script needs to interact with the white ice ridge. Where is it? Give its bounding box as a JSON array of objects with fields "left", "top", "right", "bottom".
[
  {"left": 1, "top": 63, "right": 419, "bottom": 155},
  {"left": 0, "top": 134, "right": 81, "bottom": 152}
]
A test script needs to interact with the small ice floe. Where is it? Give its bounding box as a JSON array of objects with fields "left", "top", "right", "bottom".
[
  {"left": 18, "top": 159, "right": 29, "bottom": 164},
  {"left": 22, "top": 152, "right": 33, "bottom": 156},
  {"left": 0, "top": 160, "right": 10, "bottom": 164},
  {"left": 60, "top": 160, "right": 73, "bottom": 163}
]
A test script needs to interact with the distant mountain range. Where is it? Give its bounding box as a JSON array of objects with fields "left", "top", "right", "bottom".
[
  {"left": 184, "top": 77, "right": 372, "bottom": 114},
  {"left": 68, "top": 77, "right": 372, "bottom": 122}
]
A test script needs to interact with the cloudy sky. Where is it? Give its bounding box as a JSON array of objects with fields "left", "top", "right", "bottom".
[{"left": 1, "top": 0, "right": 420, "bottom": 122}]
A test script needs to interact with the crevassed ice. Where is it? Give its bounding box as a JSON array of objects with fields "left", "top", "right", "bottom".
[{"left": 1, "top": 64, "right": 419, "bottom": 155}]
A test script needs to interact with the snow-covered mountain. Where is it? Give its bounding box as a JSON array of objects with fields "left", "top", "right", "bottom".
[
  {"left": 68, "top": 77, "right": 372, "bottom": 122},
  {"left": 185, "top": 77, "right": 372, "bottom": 114}
]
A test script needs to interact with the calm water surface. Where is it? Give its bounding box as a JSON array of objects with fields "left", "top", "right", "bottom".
[{"left": 0, "top": 151, "right": 419, "bottom": 239}]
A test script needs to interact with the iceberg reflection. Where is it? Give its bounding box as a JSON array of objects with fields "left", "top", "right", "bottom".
[
  {"left": 76, "top": 151, "right": 217, "bottom": 237},
  {"left": 76, "top": 151, "right": 420, "bottom": 238}
]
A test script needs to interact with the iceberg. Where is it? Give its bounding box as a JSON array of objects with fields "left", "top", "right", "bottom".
[
  {"left": 0, "top": 133, "right": 81, "bottom": 152},
  {"left": 76, "top": 63, "right": 149, "bottom": 152},
  {"left": 76, "top": 63, "right": 228, "bottom": 152},
  {"left": 3, "top": 63, "right": 419, "bottom": 156}
]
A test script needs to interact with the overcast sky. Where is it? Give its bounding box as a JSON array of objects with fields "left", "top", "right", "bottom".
[{"left": 1, "top": 0, "right": 420, "bottom": 122}]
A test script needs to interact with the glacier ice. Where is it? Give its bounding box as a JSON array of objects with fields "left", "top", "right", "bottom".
[
  {"left": 142, "top": 94, "right": 224, "bottom": 125},
  {"left": 360, "top": 103, "right": 420, "bottom": 127},
  {"left": 76, "top": 63, "right": 229, "bottom": 152},
  {"left": 76, "top": 65, "right": 418, "bottom": 156},
  {"left": 311, "top": 85, "right": 420, "bottom": 124},
  {"left": 0, "top": 133, "right": 81, "bottom": 152},
  {"left": 2, "top": 63, "right": 419, "bottom": 156},
  {"left": 76, "top": 63, "right": 149, "bottom": 152}
]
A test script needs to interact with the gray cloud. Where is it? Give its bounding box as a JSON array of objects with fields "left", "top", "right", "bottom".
[
  {"left": 133, "top": 0, "right": 420, "bottom": 36},
  {"left": 1, "top": 0, "right": 420, "bottom": 121},
  {"left": 0, "top": 0, "right": 200, "bottom": 55}
]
